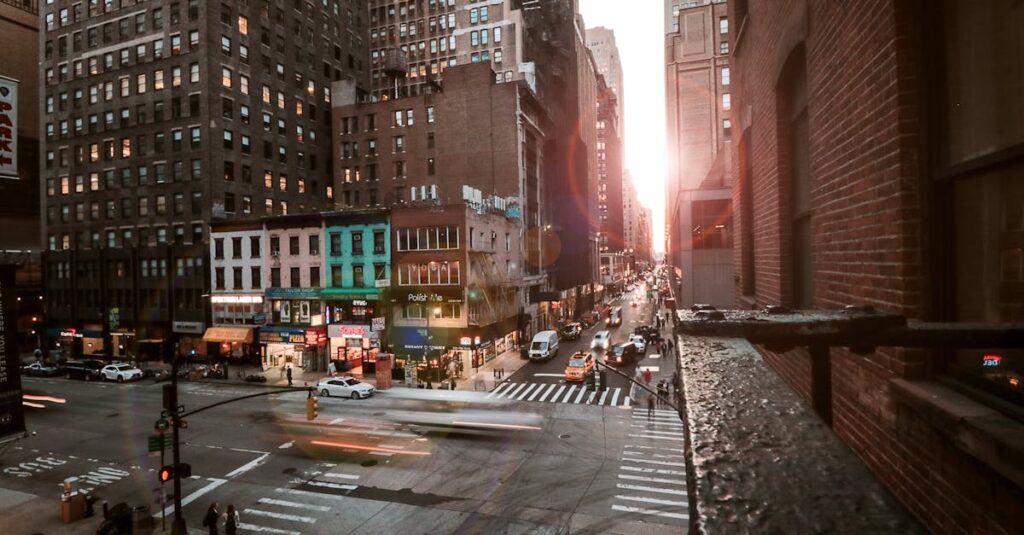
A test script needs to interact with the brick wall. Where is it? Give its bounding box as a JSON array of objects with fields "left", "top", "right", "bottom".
[{"left": 730, "top": 0, "right": 1022, "bottom": 532}]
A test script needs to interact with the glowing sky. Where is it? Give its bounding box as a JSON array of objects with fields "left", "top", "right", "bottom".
[{"left": 580, "top": 0, "right": 666, "bottom": 253}]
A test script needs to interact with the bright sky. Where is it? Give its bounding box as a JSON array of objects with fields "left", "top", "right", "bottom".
[{"left": 580, "top": 0, "right": 666, "bottom": 253}]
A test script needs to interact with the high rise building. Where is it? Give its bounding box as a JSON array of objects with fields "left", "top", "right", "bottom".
[
  {"left": 585, "top": 26, "right": 624, "bottom": 128},
  {"left": 39, "top": 0, "right": 369, "bottom": 360},
  {"left": 367, "top": 0, "right": 528, "bottom": 100},
  {"left": 596, "top": 77, "right": 624, "bottom": 254},
  {"left": 664, "top": 0, "right": 733, "bottom": 307}
]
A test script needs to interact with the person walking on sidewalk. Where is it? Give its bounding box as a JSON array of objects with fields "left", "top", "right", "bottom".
[
  {"left": 657, "top": 380, "right": 668, "bottom": 407},
  {"left": 202, "top": 502, "right": 220, "bottom": 535},
  {"left": 286, "top": 366, "right": 293, "bottom": 386},
  {"left": 647, "top": 393, "right": 655, "bottom": 420},
  {"left": 643, "top": 368, "right": 652, "bottom": 386},
  {"left": 224, "top": 504, "right": 239, "bottom": 535}
]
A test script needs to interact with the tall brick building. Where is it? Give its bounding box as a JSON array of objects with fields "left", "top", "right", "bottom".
[
  {"left": 665, "top": 0, "right": 734, "bottom": 308},
  {"left": 39, "top": 0, "right": 368, "bottom": 360},
  {"left": 730, "top": 0, "right": 1023, "bottom": 531},
  {"left": 367, "top": 0, "right": 527, "bottom": 99}
]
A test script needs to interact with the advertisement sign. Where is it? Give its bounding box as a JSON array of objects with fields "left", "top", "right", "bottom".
[
  {"left": 172, "top": 321, "right": 204, "bottom": 334},
  {"left": 328, "top": 324, "right": 380, "bottom": 340},
  {"left": 393, "top": 288, "right": 464, "bottom": 303},
  {"left": 304, "top": 327, "right": 327, "bottom": 347},
  {"left": 259, "top": 327, "right": 305, "bottom": 344},
  {"left": 265, "top": 287, "right": 321, "bottom": 300},
  {"left": 0, "top": 265, "right": 26, "bottom": 443},
  {"left": 371, "top": 317, "right": 386, "bottom": 332},
  {"left": 108, "top": 307, "right": 120, "bottom": 330},
  {"left": 0, "top": 77, "right": 17, "bottom": 180},
  {"left": 374, "top": 279, "right": 390, "bottom": 288}
]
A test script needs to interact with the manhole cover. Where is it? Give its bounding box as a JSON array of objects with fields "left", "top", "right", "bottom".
[
  {"left": 559, "top": 434, "right": 571, "bottom": 439},
  {"left": 360, "top": 459, "right": 378, "bottom": 467}
]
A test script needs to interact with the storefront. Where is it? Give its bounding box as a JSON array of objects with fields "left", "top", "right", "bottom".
[
  {"left": 259, "top": 326, "right": 308, "bottom": 368},
  {"left": 110, "top": 329, "right": 134, "bottom": 359},
  {"left": 80, "top": 323, "right": 105, "bottom": 358},
  {"left": 201, "top": 326, "right": 257, "bottom": 362},
  {"left": 327, "top": 323, "right": 381, "bottom": 375},
  {"left": 173, "top": 321, "right": 207, "bottom": 359},
  {"left": 389, "top": 315, "right": 520, "bottom": 382}
]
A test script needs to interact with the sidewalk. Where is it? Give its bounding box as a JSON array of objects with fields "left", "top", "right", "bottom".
[
  {"left": 136, "top": 361, "right": 378, "bottom": 390},
  {"left": 628, "top": 308, "right": 681, "bottom": 413},
  {"left": 456, "top": 347, "right": 530, "bottom": 392}
]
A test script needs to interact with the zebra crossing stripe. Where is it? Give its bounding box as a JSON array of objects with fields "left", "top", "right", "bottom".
[
  {"left": 623, "top": 451, "right": 684, "bottom": 460},
  {"left": 621, "top": 457, "right": 686, "bottom": 467},
  {"left": 502, "top": 383, "right": 528, "bottom": 399},
  {"left": 615, "top": 495, "right": 689, "bottom": 508},
  {"left": 236, "top": 522, "right": 301, "bottom": 535},
  {"left": 519, "top": 383, "right": 541, "bottom": 400},
  {"left": 543, "top": 384, "right": 564, "bottom": 402},
  {"left": 274, "top": 488, "right": 346, "bottom": 501},
  {"left": 610, "top": 389, "right": 621, "bottom": 406},
  {"left": 598, "top": 389, "right": 609, "bottom": 405},
  {"left": 586, "top": 390, "right": 598, "bottom": 404},
  {"left": 257, "top": 498, "right": 331, "bottom": 512},
  {"left": 628, "top": 434, "right": 684, "bottom": 442},
  {"left": 527, "top": 383, "right": 548, "bottom": 401},
  {"left": 573, "top": 386, "right": 588, "bottom": 404},
  {"left": 560, "top": 385, "right": 577, "bottom": 403},
  {"left": 486, "top": 382, "right": 513, "bottom": 399},
  {"left": 617, "top": 474, "right": 687, "bottom": 485},
  {"left": 620, "top": 465, "right": 687, "bottom": 476},
  {"left": 616, "top": 483, "right": 688, "bottom": 496},
  {"left": 631, "top": 429, "right": 686, "bottom": 437},
  {"left": 625, "top": 444, "right": 686, "bottom": 453},
  {"left": 243, "top": 508, "right": 317, "bottom": 524},
  {"left": 611, "top": 504, "right": 688, "bottom": 520}
]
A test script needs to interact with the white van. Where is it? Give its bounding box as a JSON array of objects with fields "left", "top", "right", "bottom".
[
  {"left": 529, "top": 331, "right": 560, "bottom": 361},
  {"left": 591, "top": 330, "right": 612, "bottom": 350},
  {"left": 606, "top": 307, "right": 622, "bottom": 327}
]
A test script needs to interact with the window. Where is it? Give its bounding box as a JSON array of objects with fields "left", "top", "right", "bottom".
[
  {"left": 270, "top": 267, "right": 281, "bottom": 287},
  {"left": 395, "top": 226, "right": 460, "bottom": 251},
  {"left": 719, "top": 17, "right": 729, "bottom": 35},
  {"left": 331, "top": 265, "right": 343, "bottom": 287},
  {"left": 722, "top": 93, "right": 731, "bottom": 111},
  {"left": 232, "top": 267, "right": 242, "bottom": 290},
  {"left": 330, "top": 233, "right": 341, "bottom": 255},
  {"left": 290, "top": 267, "right": 301, "bottom": 288},
  {"left": 308, "top": 235, "right": 319, "bottom": 255},
  {"left": 214, "top": 238, "right": 225, "bottom": 259},
  {"left": 352, "top": 232, "right": 363, "bottom": 255},
  {"left": 396, "top": 261, "right": 461, "bottom": 286},
  {"left": 721, "top": 67, "right": 730, "bottom": 85},
  {"left": 215, "top": 268, "right": 226, "bottom": 290},
  {"left": 374, "top": 231, "right": 386, "bottom": 254},
  {"left": 310, "top": 267, "right": 320, "bottom": 287},
  {"left": 353, "top": 265, "right": 364, "bottom": 288},
  {"left": 289, "top": 235, "right": 300, "bottom": 255}
]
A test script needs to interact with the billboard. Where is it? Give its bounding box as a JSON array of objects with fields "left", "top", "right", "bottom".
[
  {"left": 0, "top": 77, "right": 16, "bottom": 180},
  {"left": 0, "top": 265, "right": 26, "bottom": 443}
]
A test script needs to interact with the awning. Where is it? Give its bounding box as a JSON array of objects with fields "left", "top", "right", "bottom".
[{"left": 202, "top": 327, "right": 254, "bottom": 343}]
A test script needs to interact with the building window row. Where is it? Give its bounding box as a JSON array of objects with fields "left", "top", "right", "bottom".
[{"left": 396, "top": 261, "right": 461, "bottom": 286}]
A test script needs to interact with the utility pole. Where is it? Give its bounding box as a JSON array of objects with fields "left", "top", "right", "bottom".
[{"left": 169, "top": 357, "right": 186, "bottom": 535}]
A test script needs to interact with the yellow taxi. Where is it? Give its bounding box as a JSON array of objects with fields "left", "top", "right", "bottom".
[{"left": 564, "top": 352, "right": 595, "bottom": 382}]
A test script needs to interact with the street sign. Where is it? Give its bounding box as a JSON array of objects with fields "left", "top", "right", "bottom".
[{"left": 147, "top": 434, "right": 172, "bottom": 452}]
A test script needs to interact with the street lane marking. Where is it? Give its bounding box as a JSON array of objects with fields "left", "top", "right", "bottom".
[
  {"left": 621, "top": 458, "right": 686, "bottom": 467},
  {"left": 628, "top": 433, "right": 685, "bottom": 442},
  {"left": 616, "top": 483, "right": 688, "bottom": 496},
  {"left": 322, "top": 473, "right": 360, "bottom": 480},
  {"left": 598, "top": 389, "right": 609, "bottom": 405},
  {"left": 543, "top": 385, "right": 565, "bottom": 403},
  {"left": 573, "top": 386, "right": 588, "bottom": 404},
  {"left": 629, "top": 429, "right": 686, "bottom": 437},
  {"left": 560, "top": 385, "right": 577, "bottom": 403},
  {"left": 327, "top": 418, "right": 346, "bottom": 425},
  {"left": 155, "top": 477, "right": 226, "bottom": 519},
  {"left": 306, "top": 480, "right": 357, "bottom": 491},
  {"left": 486, "top": 383, "right": 513, "bottom": 398},
  {"left": 243, "top": 508, "right": 317, "bottom": 524},
  {"left": 631, "top": 422, "right": 683, "bottom": 429},
  {"left": 236, "top": 522, "right": 301, "bottom": 535},
  {"left": 611, "top": 504, "right": 688, "bottom": 520},
  {"left": 625, "top": 444, "right": 686, "bottom": 454},
  {"left": 225, "top": 453, "right": 270, "bottom": 478},
  {"left": 274, "top": 488, "right": 346, "bottom": 501},
  {"left": 610, "top": 389, "right": 621, "bottom": 406},
  {"left": 632, "top": 408, "right": 676, "bottom": 415},
  {"left": 527, "top": 384, "right": 547, "bottom": 401},
  {"left": 257, "top": 498, "right": 330, "bottom": 512},
  {"left": 623, "top": 451, "right": 685, "bottom": 460},
  {"left": 376, "top": 444, "right": 405, "bottom": 450},
  {"left": 586, "top": 390, "right": 597, "bottom": 404},
  {"left": 503, "top": 383, "right": 528, "bottom": 400},
  {"left": 516, "top": 383, "right": 538, "bottom": 400},
  {"left": 619, "top": 466, "right": 685, "bottom": 476},
  {"left": 618, "top": 474, "right": 687, "bottom": 485},
  {"left": 615, "top": 495, "right": 689, "bottom": 508},
  {"left": 623, "top": 396, "right": 631, "bottom": 407},
  {"left": 533, "top": 373, "right": 564, "bottom": 377}
]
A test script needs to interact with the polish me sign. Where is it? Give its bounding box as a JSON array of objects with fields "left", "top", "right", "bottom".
[{"left": 0, "top": 76, "right": 16, "bottom": 180}]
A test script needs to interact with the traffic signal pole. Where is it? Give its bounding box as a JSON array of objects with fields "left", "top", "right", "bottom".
[{"left": 170, "top": 358, "right": 186, "bottom": 535}]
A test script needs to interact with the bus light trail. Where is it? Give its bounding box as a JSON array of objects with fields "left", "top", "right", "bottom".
[{"left": 309, "top": 440, "right": 432, "bottom": 456}]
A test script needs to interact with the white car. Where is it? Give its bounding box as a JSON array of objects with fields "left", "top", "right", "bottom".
[
  {"left": 628, "top": 334, "right": 647, "bottom": 353},
  {"left": 317, "top": 377, "right": 375, "bottom": 399},
  {"left": 101, "top": 363, "right": 143, "bottom": 382},
  {"left": 590, "top": 330, "right": 612, "bottom": 350}
]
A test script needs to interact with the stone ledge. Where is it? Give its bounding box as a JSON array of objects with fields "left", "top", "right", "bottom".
[
  {"left": 678, "top": 335, "right": 920, "bottom": 534},
  {"left": 890, "top": 378, "right": 1024, "bottom": 489}
]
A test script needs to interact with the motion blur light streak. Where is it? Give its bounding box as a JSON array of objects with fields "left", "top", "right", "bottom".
[
  {"left": 22, "top": 401, "right": 46, "bottom": 409},
  {"left": 309, "top": 440, "right": 431, "bottom": 456},
  {"left": 450, "top": 421, "right": 542, "bottom": 431},
  {"left": 23, "top": 394, "right": 67, "bottom": 404}
]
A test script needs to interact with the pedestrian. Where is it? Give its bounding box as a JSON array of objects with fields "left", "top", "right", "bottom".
[
  {"left": 643, "top": 368, "right": 652, "bottom": 386},
  {"left": 224, "top": 504, "right": 239, "bottom": 535},
  {"left": 286, "top": 366, "right": 292, "bottom": 387},
  {"left": 672, "top": 370, "right": 681, "bottom": 394},
  {"left": 657, "top": 380, "right": 667, "bottom": 407},
  {"left": 667, "top": 339, "right": 674, "bottom": 354},
  {"left": 450, "top": 378, "right": 457, "bottom": 390},
  {"left": 426, "top": 381, "right": 433, "bottom": 389},
  {"left": 647, "top": 393, "right": 655, "bottom": 420},
  {"left": 202, "top": 502, "right": 219, "bottom": 535}
]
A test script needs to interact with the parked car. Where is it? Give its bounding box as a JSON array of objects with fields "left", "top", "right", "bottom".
[
  {"left": 22, "top": 362, "right": 61, "bottom": 377},
  {"left": 605, "top": 342, "right": 638, "bottom": 365},
  {"left": 564, "top": 352, "right": 595, "bottom": 382},
  {"left": 559, "top": 322, "right": 583, "bottom": 341},
  {"left": 591, "top": 330, "right": 612, "bottom": 350},
  {"left": 628, "top": 335, "right": 647, "bottom": 353},
  {"left": 101, "top": 363, "right": 143, "bottom": 382},
  {"left": 317, "top": 377, "right": 375, "bottom": 399},
  {"left": 61, "top": 360, "right": 104, "bottom": 381}
]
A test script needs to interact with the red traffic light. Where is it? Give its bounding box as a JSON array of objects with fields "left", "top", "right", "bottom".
[{"left": 159, "top": 466, "right": 173, "bottom": 483}]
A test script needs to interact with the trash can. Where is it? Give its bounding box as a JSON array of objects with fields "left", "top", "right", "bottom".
[{"left": 130, "top": 505, "right": 152, "bottom": 534}]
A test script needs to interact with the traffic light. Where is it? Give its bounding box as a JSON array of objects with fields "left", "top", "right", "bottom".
[
  {"left": 158, "top": 463, "right": 191, "bottom": 483},
  {"left": 306, "top": 395, "right": 318, "bottom": 420}
]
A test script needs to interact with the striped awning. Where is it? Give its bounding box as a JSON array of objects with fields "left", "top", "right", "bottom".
[{"left": 202, "top": 327, "right": 254, "bottom": 343}]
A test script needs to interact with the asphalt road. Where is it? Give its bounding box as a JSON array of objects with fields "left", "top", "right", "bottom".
[
  {"left": 498, "top": 285, "right": 661, "bottom": 407},
  {"left": 0, "top": 287, "right": 686, "bottom": 535}
]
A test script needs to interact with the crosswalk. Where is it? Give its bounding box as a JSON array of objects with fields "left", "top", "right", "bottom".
[
  {"left": 610, "top": 409, "right": 689, "bottom": 524},
  {"left": 485, "top": 381, "right": 631, "bottom": 407},
  {"left": 237, "top": 469, "right": 361, "bottom": 535}
]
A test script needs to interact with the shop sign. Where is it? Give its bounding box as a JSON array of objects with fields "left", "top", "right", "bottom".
[
  {"left": 266, "top": 287, "right": 321, "bottom": 300},
  {"left": 0, "top": 265, "right": 27, "bottom": 443},
  {"left": 460, "top": 337, "right": 472, "bottom": 346},
  {"left": 0, "top": 77, "right": 18, "bottom": 180},
  {"left": 59, "top": 328, "right": 83, "bottom": 338},
  {"left": 371, "top": 317, "right": 385, "bottom": 332},
  {"left": 259, "top": 329, "right": 305, "bottom": 344},
  {"left": 397, "top": 289, "right": 463, "bottom": 304},
  {"left": 305, "top": 328, "right": 327, "bottom": 347},
  {"left": 374, "top": 279, "right": 390, "bottom": 288},
  {"left": 172, "top": 321, "right": 204, "bottom": 334},
  {"left": 352, "top": 300, "right": 368, "bottom": 306},
  {"left": 252, "top": 313, "right": 266, "bottom": 323},
  {"left": 328, "top": 324, "right": 372, "bottom": 339}
]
